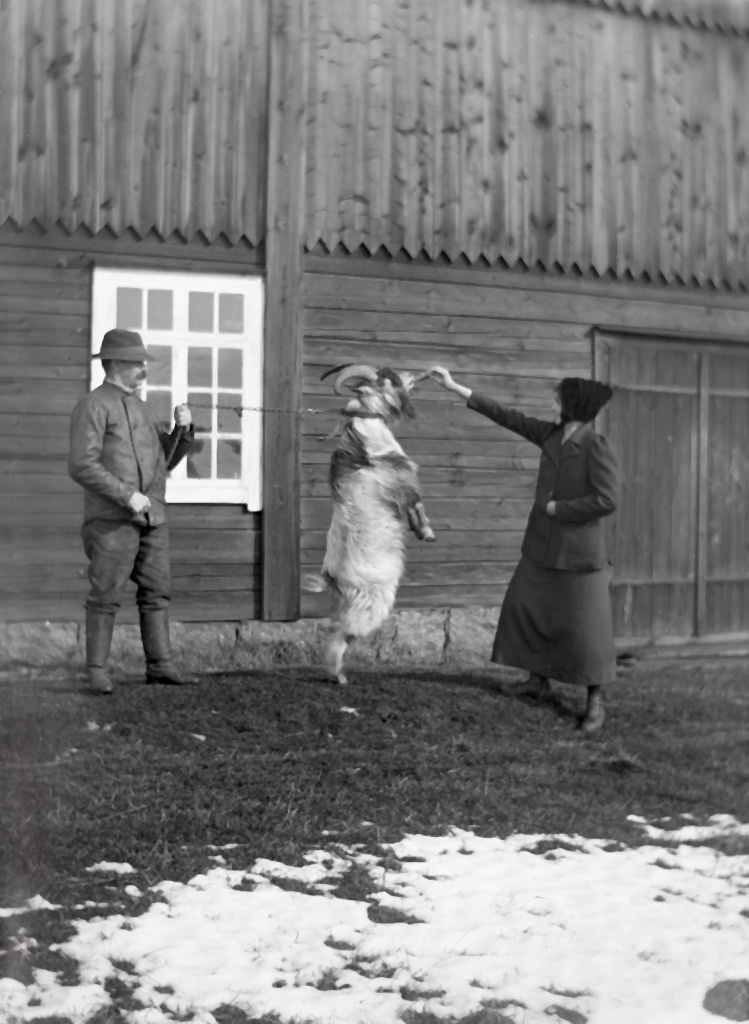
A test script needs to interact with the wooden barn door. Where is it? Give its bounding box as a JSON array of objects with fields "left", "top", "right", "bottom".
[
  {"left": 703, "top": 353, "right": 749, "bottom": 636},
  {"left": 596, "top": 333, "right": 749, "bottom": 644}
]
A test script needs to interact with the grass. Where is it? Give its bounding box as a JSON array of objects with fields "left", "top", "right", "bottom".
[{"left": 1, "top": 656, "right": 748, "bottom": 1001}]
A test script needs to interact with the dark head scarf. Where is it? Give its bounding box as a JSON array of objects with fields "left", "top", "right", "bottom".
[{"left": 557, "top": 378, "right": 613, "bottom": 424}]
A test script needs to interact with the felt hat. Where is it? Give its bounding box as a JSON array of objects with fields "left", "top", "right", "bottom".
[{"left": 93, "top": 328, "right": 153, "bottom": 362}]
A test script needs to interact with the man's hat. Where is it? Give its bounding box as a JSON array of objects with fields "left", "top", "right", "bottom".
[{"left": 93, "top": 329, "right": 153, "bottom": 362}]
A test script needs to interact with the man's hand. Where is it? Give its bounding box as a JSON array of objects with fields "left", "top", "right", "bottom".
[
  {"left": 128, "top": 491, "right": 151, "bottom": 515},
  {"left": 174, "top": 404, "right": 192, "bottom": 429},
  {"left": 546, "top": 501, "right": 557, "bottom": 517}
]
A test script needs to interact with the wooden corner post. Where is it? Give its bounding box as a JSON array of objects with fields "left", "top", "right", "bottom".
[{"left": 262, "top": 0, "right": 308, "bottom": 620}]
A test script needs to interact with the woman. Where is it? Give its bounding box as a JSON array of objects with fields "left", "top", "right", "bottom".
[{"left": 430, "top": 367, "right": 619, "bottom": 733}]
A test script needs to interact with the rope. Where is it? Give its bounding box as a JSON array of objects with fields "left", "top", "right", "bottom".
[
  {"left": 178, "top": 399, "right": 360, "bottom": 442},
  {"left": 180, "top": 398, "right": 330, "bottom": 417}
]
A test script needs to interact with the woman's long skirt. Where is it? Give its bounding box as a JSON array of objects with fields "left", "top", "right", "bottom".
[{"left": 492, "top": 555, "right": 616, "bottom": 687}]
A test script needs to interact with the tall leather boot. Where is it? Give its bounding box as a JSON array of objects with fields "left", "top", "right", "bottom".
[
  {"left": 139, "top": 608, "right": 195, "bottom": 685},
  {"left": 579, "top": 686, "right": 605, "bottom": 733},
  {"left": 86, "top": 610, "right": 115, "bottom": 694}
]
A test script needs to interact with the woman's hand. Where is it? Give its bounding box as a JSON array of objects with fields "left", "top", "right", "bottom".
[
  {"left": 429, "top": 366, "right": 472, "bottom": 399},
  {"left": 429, "top": 365, "right": 455, "bottom": 388}
]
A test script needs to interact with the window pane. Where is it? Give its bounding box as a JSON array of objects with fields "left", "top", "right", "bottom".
[
  {"left": 188, "top": 393, "right": 213, "bottom": 433},
  {"left": 217, "top": 394, "right": 242, "bottom": 433},
  {"left": 218, "top": 293, "right": 244, "bottom": 333},
  {"left": 218, "top": 348, "right": 242, "bottom": 388},
  {"left": 188, "top": 347, "right": 212, "bottom": 387},
  {"left": 187, "top": 437, "right": 212, "bottom": 479},
  {"left": 147, "top": 290, "right": 173, "bottom": 330},
  {"left": 217, "top": 439, "right": 241, "bottom": 479},
  {"left": 147, "top": 345, "right": 172, "bottom": 386},
  {"left": 189, "top": 292, "right": 214, "bottom": 332},
  {"left": 116, "top": 287, "right": 142, "bottom": 328},
  {"left": 146, "top": 390, "right": 172, "bottom": 427}
]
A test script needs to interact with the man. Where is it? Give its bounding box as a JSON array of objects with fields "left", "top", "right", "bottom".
[{"left": 69, "top": 328, "right": 196, "bottom": 694}]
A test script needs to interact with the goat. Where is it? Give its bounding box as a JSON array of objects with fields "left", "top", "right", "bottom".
[{"left": 307, "top": 363, "right": 435, "bottom": 685}]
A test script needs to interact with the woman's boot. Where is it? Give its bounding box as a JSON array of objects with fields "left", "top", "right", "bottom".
[
  {"left": 504, "top": 673, "right": 552, "bottom": 700},
  {"left": 579, "top": 686, "right": 605, "bottom": 733}
]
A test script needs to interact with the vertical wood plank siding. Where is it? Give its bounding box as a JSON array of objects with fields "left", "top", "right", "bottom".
[
  {"left": 303, "top": 0, "right": 749, "bottom": 286},
  {"left": 0, "top": 0, "right": 269, "bottom": 244},
  {"left": 3, "top": 0, "right": 749, "bottom": 284},
  {"left": 0, "top": 224, "right": 261, "bottom": 624}
]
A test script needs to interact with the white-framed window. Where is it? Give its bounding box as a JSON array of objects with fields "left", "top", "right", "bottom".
[{"left": 91, "top": 268, "right": 264, "bottom": 510}]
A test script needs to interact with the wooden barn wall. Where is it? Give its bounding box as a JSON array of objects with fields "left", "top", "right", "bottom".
[
  {"left": 304, "top": 0, "right": 749, "bottom": 287},
  {"left": 0, "top": 0, "right": 269, "bottom": 243},
  {"left": 300, "top": 258, "right": 749, "bottom": 614},
  {"left": 0, "top": 223, "right": 262, "bottom": 624}
]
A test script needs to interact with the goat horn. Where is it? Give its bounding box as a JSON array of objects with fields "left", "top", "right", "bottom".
[
  {"left": 328, "top": 363, "right": 379, "bottom": 396},
  {"left": 320, "top": 363, "right": 354, "bottom": 382}
]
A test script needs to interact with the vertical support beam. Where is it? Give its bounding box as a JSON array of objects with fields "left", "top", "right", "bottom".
[
  {"left": 262, "top": 0, "right": 307, "bottom": 620},
  {"left": 694, "top": 353, "right": 709, "bottom": 636}
]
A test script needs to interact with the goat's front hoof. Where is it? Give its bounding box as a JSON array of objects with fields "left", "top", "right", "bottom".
[
  {"left": 324, "top": 663, "right": 349, "bottom": 686},
  {"left": 422, "top": 527, "right": 436, "bottom": 541}
]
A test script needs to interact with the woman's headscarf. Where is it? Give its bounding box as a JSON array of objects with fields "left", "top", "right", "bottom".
[{"left": 558, "top": 378, "right": 613, "bottom": 424}]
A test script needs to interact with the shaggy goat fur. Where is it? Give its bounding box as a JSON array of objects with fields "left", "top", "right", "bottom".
[{"left": 309, "top": 366, "right": 434, "bottom": 684}]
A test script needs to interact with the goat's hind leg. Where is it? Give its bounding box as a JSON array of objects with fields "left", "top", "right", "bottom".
[{"left": 325, "top": 627, "right": 352, "bottom": 686}]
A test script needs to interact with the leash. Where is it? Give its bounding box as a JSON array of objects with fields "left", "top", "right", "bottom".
[
  {"left": 173, "top": 400, "right": 390, "bottom": 444},
  {"left": 178, "top": 399, "right": 330, "bottom": 417},
  {"left": 165, "top": 399, "right": 345, "bottom": 445}
]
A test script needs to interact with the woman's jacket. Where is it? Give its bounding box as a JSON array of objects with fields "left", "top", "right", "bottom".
[{"left": 467, "top": 392, "right": 619, "bottom": 572}]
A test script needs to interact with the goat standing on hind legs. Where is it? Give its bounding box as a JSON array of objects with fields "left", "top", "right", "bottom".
[{"left": 307, "top": 364, "right": 435, "bottom": 685}]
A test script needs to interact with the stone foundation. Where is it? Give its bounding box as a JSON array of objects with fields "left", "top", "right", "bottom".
[{"left": 0, "top": 608, "right": 502, "bottom": 672}]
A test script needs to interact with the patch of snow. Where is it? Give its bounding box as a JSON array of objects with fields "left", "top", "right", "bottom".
[{"left": 1, "top": 819, "right": 747, "bottom": 1024}]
